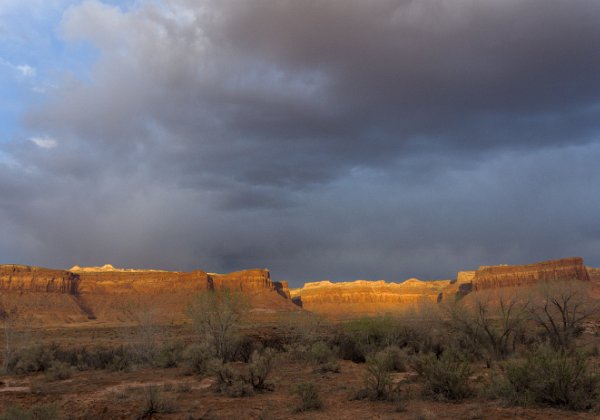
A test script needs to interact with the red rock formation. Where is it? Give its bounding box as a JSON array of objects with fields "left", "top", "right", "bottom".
[
  {"left": 0, "top": 264, "right": 296, "bottom": 325},
  {"left": 0, "top": 265, "right": 79, "bottom": 294},
  {"left": 209, "top": 269, "right": 273, "bottom": 291},
  {"left": 76, "top": 269, "right": 209, "bottom": 294},
  {"left": 587, "top": 267, "right": 600, "bottom": 282},
  {"left": 274, "top": 281, "right": 291, "bottom": 299},
  {"left": 290, "top": 279, "right": 453, "bottom": 318},
  {"left": 471, "top": 257, "right": 590, "bottom": 290}
]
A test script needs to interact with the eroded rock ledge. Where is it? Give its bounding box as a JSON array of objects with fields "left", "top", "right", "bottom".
[{"left": 290, "top": 257, "right": 594, "bottom": 317}]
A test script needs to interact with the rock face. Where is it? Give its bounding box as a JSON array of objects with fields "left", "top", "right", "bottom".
[
  {"left": 0, "top": 264, "right": 296, "bottom": 325},
  {"left": 75, "top": 269, "right": 210, "bottom": 294},
  {"left": 0, "top": 265, "right": 79, "bottom": 294},
  {"left": 209, "top": 269, "right": 272, "bottom": 291},
  {"left": 290, "top": 257, "right": 593, "bottom": 318},
  {"left": 290, "top": 279, "right": 453, "bottom": 318},
  {"left": 470, "top": 257, "right": 590, "bottom": 291},
  {"left": 588, "top": 267, "right": 600, "bottom": 282}
]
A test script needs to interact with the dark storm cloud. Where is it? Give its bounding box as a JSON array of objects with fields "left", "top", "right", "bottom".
[{"left": 2, "top": 0, "right": 600, "bottom": 284}]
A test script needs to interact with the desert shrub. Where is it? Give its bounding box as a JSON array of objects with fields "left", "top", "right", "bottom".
[
  {"left": 333, "top": 333, "right": 366, "bottom": 363},
  {"left": 232, "top": 335, "right": 262, "bottom": 362},
  {"left": 181, "top": 342, "right": 215, "bottom": 375},
  {"left": 0, "top": 403, "right": 59, "bottom": 420},
  {"left": 316, "top": 359, "right": 341, "bottom": 374},
  {"left": 284, "top": 342, "right": 311, "bottom": 361},
  {"left": 342, "top": 316, "right": 437, "bottom": 356},
  {"left": 412, "top": 350, "right": 472, "bottom": 401},
  {"left": 187, "top": 290, "right": 248, "bottom": 362},
  {"left": 6, "top": 343, "right": 58, "bottom": 374},
  {"left": 309, "top": 341, "right": 335, "bottom": 364},
  {"left": 308, "top": 341, "right": 341, "bottom": 372},
  {"left": 362, "top": 351, "right": 394, "bottom": 401},
  {"left": 210, "top": 348, "right": 277, "bottom": 397},
  {"left": 292, "top": 382, "right": 323, "bottom": 412},
  {"left": 155, "top": 341, "right": 184, "bottom": 368},
  {"left": 44, "top": 360, "right": 73, "bottom": 381},
  {"left": 278, "top": 312, "right": 328, "bottom": 346},
  {"left": 343, "top": 316, "right": 400, "bottom": 352},
  {"left": 493, "top": 346, "right": 599, "bottom": 410},
  {"left": 138, "top": 385, "right": 177, "bottom": 419},
  {"left": 210, "top": 360, "right": 254, "bottom": 397},
  {"left": 444, "top": 294, "right": 527, "bottom": 364},
  {"left": 378, "top": 346, "right": 406, "bottom": 372},
  {"left": 527, "top": 282, "right": 599, "bottom": 351},
  {"left": 248, "top": 348, "right": 276, "bottom": 391},
  {"left": 98, "top": 346, "right": 132, "bottom": 371},
  {"left": 62, "top": 345, "right": 132, "bottom": 371}
]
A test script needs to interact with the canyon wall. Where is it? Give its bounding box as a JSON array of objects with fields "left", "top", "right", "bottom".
[
  {"left": 0, "top": 265, "right": 79, "bottom": 294},
  {"left": 290, "top": 279, "right": 453, "bottom": 318},
  {"left": 471, "top": 257, "right": 589, "bottom": 290},
  {"left": 0, "top": 264, "right": 296, "bottom": 325},
  {"left": 587, "top": 267, "right": 600, "bottom": 282},
  {"left": 290, "top": 257, "right": 593, "bottom": 318}
]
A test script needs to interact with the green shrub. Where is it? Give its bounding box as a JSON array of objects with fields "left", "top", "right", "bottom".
[
  {"left": 316, "top": 359, "right": 341, "bottom": 374},
  {"left": 6, "top": 343, "right": 58, "bottom": 374},
  {"left": 379, "top": 346, "right": 406, "bottom": 372},
  {"left": 309, "top": 341, "right": 335, "bottom": 364},
  {"left": 67, "top": 345, "right": 132, "bottom": 371},
  {"left": 363, "top": 351, "right": 394, "bottom": 401},
  {"left": 210, "top": 359, "right": 254, "bottom": 397},
  {"left": 248, "top": 348, "right": 276, "bottom": 391},
  {"left": 155, "top": 341, "right": 184, "bottom": 368},
  {"left": 44, "top": 361, "right": 73, "bottom": 381},
  {"left": 494, "top": 346, "right": 599, "bottom": 410},
  {"left": 182, "top": 342, "right": 214, "bottom": 375},
  {"left": 333, "top": 333, "right": 366, "bottom": 363},
  {"left": 210, "top": 348, "right": 277, "bottom": 397},
  {"left": 413, "top": 350, "right": 472, "bottom": 401},
  {"left": 293, "top": 382, "right": 323, "bottom": 412},
  {"left": 233, "top": 335, "right": 262, "bottom": 362},
  {"left": 307, "top": 341, "right": 341, "bottom": 373},
  {"left": 0, "top": 403, "right": 59, "bottom": 420}
]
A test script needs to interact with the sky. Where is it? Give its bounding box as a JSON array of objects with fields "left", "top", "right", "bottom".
[{"left": 1, "top": 0, "right": 600, "bottom": 286}]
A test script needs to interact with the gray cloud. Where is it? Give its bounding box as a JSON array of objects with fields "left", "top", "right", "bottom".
[{"left": 1, "top": 0, "right": 600, "bottom": 285}]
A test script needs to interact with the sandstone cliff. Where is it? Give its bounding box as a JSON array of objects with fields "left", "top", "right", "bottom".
[
  {"left": 0, "top": 264, "right": 296, "bottom": 325},
  {"left": 587, "top": 267, "right": 600, "bottom": 282},
  {"left": 290, "top": 279, "right": 453, "bottom": 318},
  {"left": 0, "top": 265, "right": 79, "bottom": 294},
  {"left": 470, "top": 257, "right": 589, "bottom": 290}
]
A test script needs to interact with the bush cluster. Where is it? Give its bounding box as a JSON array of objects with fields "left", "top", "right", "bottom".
[
  {"left": 492, "top": 346, "right": 599, "bottom": 410},
  {"left": 412, "top": 350, "right": 472, "bottom": 401},
  {"left": 292, "top": 382, "right": 323, "bottom": 412},
  {"left": 211, "top": 348, "right": 277, "bottom": 397}
]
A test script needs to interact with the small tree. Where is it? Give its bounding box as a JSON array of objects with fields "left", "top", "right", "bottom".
[
  {"left": 527, "top": 281, "right": 598, "bottom": 350},
  {"left": 445, "top": 292, "right": 527, "bottom": 363},
  {"left": 187, "top": 290, "right": 247, "bottom": 361}
]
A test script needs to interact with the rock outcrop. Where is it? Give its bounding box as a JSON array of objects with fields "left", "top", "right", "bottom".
[
  {"left": 0, "top": 265, "right": 79, "bottom": 294},
  {"left": 290, "top": 279, "right": 453, "bottom": 318},
  {"left": 587, "top": 267, "right": 600, "bottom": 282},
  {"left": 470, "top": 257, "right": 589, "bottom": 291},
  {"left": 75, "top": 269, "right": 210, "bottom": 294},
  {"left": 290, "top": 257, "right": 593, "bottom": 318},
  {"left": 0, "top": 264, "right": 297, "bottom": 325}
]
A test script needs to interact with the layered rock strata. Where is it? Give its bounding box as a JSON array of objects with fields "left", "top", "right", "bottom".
[
  {"left": 0, "top": 264, "right": 296, "bottom": 324},
  {"left": 0, "top": 265, "right": 79, "bottom": 294},
  {"left": 290, "top": 279, "right": 453, "bottom": 318},
  {"left": 471, "top": 257, "right": 589, "bottom": 290}
]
